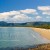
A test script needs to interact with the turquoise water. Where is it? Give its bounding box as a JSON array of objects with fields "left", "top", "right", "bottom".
[{"left": 0, "top": 27, "right": 49, "bottom": 48}]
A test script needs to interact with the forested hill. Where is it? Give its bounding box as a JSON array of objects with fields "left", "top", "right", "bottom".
[{"left": 0, "top": 21, "right": 50, "bottom": 29}]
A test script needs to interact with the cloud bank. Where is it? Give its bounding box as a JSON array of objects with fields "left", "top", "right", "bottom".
[
  {"left": 38, "top": 6, "right": 50, "bottom": 11},
  {"left": 0, "top": 6, "right": 50, "bottom": 23},
  {"left": 0, "top": 9, "right": 37, "bottom": 23}
]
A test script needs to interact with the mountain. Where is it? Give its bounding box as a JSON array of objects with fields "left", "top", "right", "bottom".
[{"left": 0, "top": 21, "right": 50, "bottom": 29}]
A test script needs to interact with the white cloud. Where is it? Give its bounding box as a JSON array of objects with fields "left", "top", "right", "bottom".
[
  {"left": 38, "top": 6, "right": 50, "bottom": 11},
  {"left": 0, "top": 9, "right": 36, "bottom": 23},
  {"left": 42, "top": 12, "right": 50, "bottom": 15},
  {"left": 20, "top": 9, "right": 37, "bottom": 14},
  {"left": 36, "top": 16, "right": 42, "bottom": 19},
  {"left": 0, "top": 11, "right": 20, "bottom": 18},
  {"left": 38, "top": 6, "right": 50, "bottom": 16},
  {"left": 10, "top": 14, "right": 33, "bottom": 23}
]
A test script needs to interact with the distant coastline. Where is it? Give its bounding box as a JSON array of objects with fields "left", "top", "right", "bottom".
[{"left": 0, "top": 21, "right": 50, "bottom": 29}]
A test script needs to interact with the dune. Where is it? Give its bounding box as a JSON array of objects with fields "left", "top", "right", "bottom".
[{"left": 32, "top": 28, "right": 50, "bottom": 40}]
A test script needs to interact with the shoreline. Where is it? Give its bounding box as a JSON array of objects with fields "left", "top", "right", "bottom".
[{"left": 32, "top": 27, "right": 50, "bottom": 40}]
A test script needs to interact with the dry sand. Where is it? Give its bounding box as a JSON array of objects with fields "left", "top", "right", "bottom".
[{"left": 32, "top": 28, "right": 50, "bottom": 40}]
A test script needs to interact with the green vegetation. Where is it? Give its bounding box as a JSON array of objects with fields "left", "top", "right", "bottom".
[
  {"left": 0, "top": 21, "right": 50, "bottom": 29},
  {"left": 33, "top": 24, "right": 50, "bottom": 29}
]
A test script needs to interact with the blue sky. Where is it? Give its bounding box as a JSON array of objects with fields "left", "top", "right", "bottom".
[
  {"left": 0, "top": 0, "right": 50, "bottom": 12},
  {"left": 0, "top": 0, "right": 50, "bottom": 23}
]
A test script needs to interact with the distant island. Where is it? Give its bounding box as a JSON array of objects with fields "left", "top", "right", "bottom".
[{"left": 0, "top": 21, "right": 50, "bottom": 29}]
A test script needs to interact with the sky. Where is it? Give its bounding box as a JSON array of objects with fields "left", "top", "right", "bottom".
[{"left": 0, "top": 0, "right": 50, "bottom": 23}]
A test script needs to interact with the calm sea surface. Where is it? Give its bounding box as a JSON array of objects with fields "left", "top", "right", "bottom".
[{"left": 0, "top": 27, "right": 49, "bottom": 48}]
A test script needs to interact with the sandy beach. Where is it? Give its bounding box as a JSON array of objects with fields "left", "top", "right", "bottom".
[{"left": 32, "top": 28, "right": 50, "bottom": 40}]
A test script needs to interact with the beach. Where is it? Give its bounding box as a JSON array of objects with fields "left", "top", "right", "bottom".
[{"left": 32, "top": 28, "right": 50, "bottom": 40}]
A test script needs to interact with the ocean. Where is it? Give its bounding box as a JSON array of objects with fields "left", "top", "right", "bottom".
[{"left": 0, "top": 27, "right": 49, "bottom": 48}]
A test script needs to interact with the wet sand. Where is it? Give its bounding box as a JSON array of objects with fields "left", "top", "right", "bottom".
[{"left": 32, "top": 28, "right": 50, "bottom": 40}]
